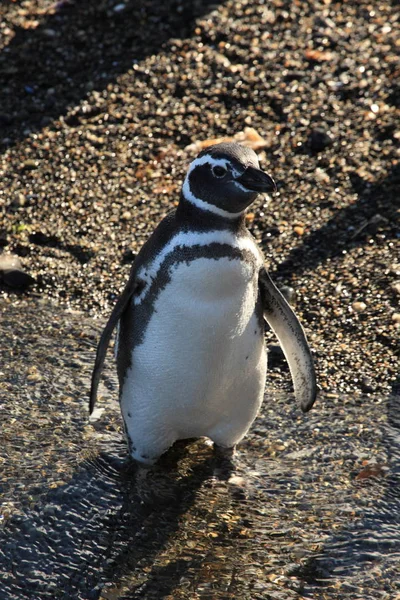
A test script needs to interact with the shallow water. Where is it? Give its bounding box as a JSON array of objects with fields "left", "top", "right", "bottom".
[{"left": 1, "top": 297, "right": 399, "bottom": 600}]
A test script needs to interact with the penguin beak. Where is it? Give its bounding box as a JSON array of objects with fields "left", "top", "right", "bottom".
[{"left": 236, "top": 166, "right": 277, "bottom": 193}]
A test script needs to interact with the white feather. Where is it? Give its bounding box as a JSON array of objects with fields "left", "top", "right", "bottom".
[{"left": 120, "top": 252, "right": 266, "bottom": 464}]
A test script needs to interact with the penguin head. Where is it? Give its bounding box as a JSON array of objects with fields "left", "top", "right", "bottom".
[{"left": 182, "top": 142, "right": 276, "bottom": 219}]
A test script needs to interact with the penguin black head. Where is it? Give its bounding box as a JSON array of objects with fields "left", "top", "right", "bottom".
[{"left": 182, "top": 142, "right": 276, "bottom": 219}]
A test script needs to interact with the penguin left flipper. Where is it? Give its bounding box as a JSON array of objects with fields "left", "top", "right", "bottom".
[
  {"left": 89, "top": 274, "right": 140, "bottom": 414},
  {"left": 259, "top": 268, "right": 317, "bottom": 412}
]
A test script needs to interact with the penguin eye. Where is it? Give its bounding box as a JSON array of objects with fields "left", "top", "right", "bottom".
[{"left": 212, "top": 165, "right": 227, "bottom": 178}]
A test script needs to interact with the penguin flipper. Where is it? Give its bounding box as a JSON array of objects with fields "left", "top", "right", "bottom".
[
  {"left": 259, "top": 268, "right": 317, "bottom": 412},
  {"left": 89, "top": 276, "right": 140, "bottom": 414}
]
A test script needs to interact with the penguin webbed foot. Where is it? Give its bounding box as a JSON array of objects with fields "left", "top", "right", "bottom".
[{"left": 213, "top": 443, "right": 237, "bottom": 479}]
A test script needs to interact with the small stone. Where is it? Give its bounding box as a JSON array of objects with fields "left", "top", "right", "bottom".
[
  {"left": 304, "top": 49, "right": 334, "bottom": 62},
  {"left": 285, "top": 447, "right": 316, "bottom": 460},
  {"left": 121, "top": 211, "right": 132, "bottom": 220},
  {"left": 3, "top": 269, "right": 35, "bottom": 289},
  {"left": 17, "top": 193, "right": 26, "bottom": 207},
  {"left": 0, "top": 254, "right": 35, "bottom": 289},
  {"left": 86, "top": 132, "right": 104, "bottom": 146},
  {"left": 0, "top": 254, "right": 22, "bottom": 272},
  {"left": 228, "top": 475, "right": 246, "bottom": 487},
  {"left": 27, "top": 366, "right": 41, "bottom": 382},
  {"left": 308, "top": 127, "right": 333, "bottom": 152},
  {"left": 315, "top": 167, "right": 330, "bottom": 183},
  {"left": 89, "top": 408, "right": 105, "bottom": 422},
  {"left": 22, "top": 159, "right": 39, "bottom": 170},
  {"left": 293, "top": 225, "right": 305, "bottom": 236},
  {"left": 355, "top": 463, "right": 386, "bottom": 480},
  {"left": 392, "top": 313, "right": 400, "bottom": 323},
  {"left": 352, "top": 301, "right": 367, "bottom": 312},
  {"left": 360, "top": 377, "right": 376, "bottom": 394}
]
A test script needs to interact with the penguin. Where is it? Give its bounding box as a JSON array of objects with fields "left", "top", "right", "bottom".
[{"left": 90, "top": 142, "right": 317, "bottom": 465}]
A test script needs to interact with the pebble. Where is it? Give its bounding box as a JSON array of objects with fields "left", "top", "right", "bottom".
[
  {"left": 22, "top": 159, "right": 39, "bottom": 170},
  {"left": 360, "top": 377, "right": 376, "bottom": 394},
  {"left": 293, "top": 226, "right": 305, "bottom": 236},
  {"left": 314, "top": 168, "right": 330, "bottom": 184},
  {"left": 308, "top": 128, "right": 334, "bottom": 152},
  {"left": 352, "top": 301, "right": 367, "bottom": 313},
  {"left": 0, "top": 254, "right": 35, "bottom": 289},
  {"left": 89, "top": 408, "right": 105, "bottom": 422}
]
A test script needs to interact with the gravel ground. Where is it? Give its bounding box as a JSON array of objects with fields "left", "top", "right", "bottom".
[
  {"left": 1, "top": 296, "right": 399, "bottom": 600},
  {"left": 0, "top": 0, "right": 399, "bottom": 397}
]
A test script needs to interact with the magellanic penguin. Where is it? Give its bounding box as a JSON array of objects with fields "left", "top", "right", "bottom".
[{"left": 90, "top": 143, "right": 317, "bottom": 465}]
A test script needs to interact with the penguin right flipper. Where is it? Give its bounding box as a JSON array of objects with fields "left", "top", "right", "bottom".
[
  {"left": 89, "top": 274, "right": 140, "bottom": 414},
  {"left": 259, "top": 268, "right": 317, "bottom": 413}
]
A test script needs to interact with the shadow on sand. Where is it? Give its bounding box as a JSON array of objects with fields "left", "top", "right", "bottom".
[
  {"left": 0, "top": 438, "right": 227, "bottom": 599},
  {"left": 0, "top": 0, "right": 224, "bottom": 150}
]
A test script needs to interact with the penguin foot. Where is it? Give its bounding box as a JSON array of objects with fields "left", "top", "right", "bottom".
[
  {"left": 213, "top": 444, "right": 236, "bottom": 459},
  {"left": 212, "top": 444, "right": 237, "bottom": 480}
]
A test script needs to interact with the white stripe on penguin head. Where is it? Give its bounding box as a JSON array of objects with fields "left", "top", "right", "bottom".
[{"left": 182, "top": 155, "right": 246, "bottom": 219}]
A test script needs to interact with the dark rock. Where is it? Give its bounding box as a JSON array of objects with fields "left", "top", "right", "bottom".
[
  {"left": 308, "top": 127, "right": 333, "bottom": 152},
  {"left": 0, "top": 254, "right": 35, "bottom": 289},
  {"left": 3, "top": 269, "right": 35, "bottom": 289},
  {"left": 122, "top": 249, "right": 137, "bottom": 263},
  {"left": 360, "top": 377, "right": 376, "bottom": 394}
]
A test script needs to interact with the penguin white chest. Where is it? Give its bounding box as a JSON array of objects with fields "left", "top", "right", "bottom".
[{"left": 120, "top": 255, "right": 267, "bottom": 463}]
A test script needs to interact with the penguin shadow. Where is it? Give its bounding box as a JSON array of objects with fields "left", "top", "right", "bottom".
[
  {"left": 99, "top": 441, "right": 240, "bottom": 598},
  {"left": 291, "top": 389, "right": 400, "bottom": 593},
  {"left": 0, "top": 0, "right": 226, "bottom": 151},
  {"left": 0, "top": 435, "right": 239, "bottom": 600}
]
